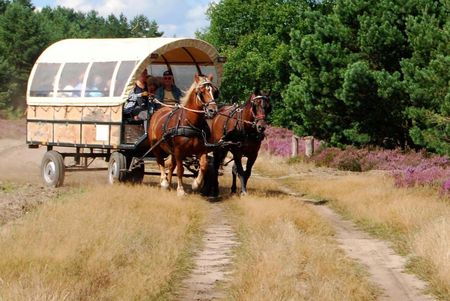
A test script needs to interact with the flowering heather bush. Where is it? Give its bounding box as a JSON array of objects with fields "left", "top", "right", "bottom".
[
  {"left": 442, "top": 179, "right": 450, "bottom": 194},
  {"left": 262, "top": 126, "right": 450, "bottom": 191},
  {"left": 262, "top": 126, "right": 321, "bottom": 157},
  {"left": 261, "top": 127, "right": 293, "bottom": 157}
]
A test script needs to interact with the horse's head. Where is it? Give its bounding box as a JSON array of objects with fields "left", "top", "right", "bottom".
[
  {"left": 194, "top": 74, "right": 219, "bottom": 118},
  {"left": 249, "top": 90, "right": 271, "bottom": 133}
]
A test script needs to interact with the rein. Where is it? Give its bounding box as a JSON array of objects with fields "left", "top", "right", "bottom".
[{"left": 153, "top": 98, "right": 206, "bottom": 114}]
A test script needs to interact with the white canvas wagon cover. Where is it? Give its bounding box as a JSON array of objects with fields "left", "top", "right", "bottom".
[{"left": 27, "top": 38, "right": 223, "bottom": 106}]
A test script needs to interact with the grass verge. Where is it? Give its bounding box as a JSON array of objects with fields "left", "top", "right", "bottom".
[
  {"left": 225, "top": 186, "right": 378, "bottom": 300},
  {"left": 259, "top": 157, "right": 450, "bottom": 300},
  {"left": 0, "top": 185, "right": 207, "bottom": 300}
]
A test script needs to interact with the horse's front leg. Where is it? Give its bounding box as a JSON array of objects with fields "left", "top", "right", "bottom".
[
  {"left": 210, "top": 150, "right": 226, "bottom": 197},
  {"left": 243, "top": 154, "right": 257, "bottom": 191},
  {"left": 232, "top": 152, "right": 246, "bottom": 195},
  {"left": 175, "top": 156, "right": 186, "bottom": 197},
  {"left": 167, "top": 155, "right": 176, "bottom": 189},
  {"left": 192, "top": 153, "right": 207, "bottom": 191},
  {"left": 155, "top": 150, "right": 169, "bottom": 189}
]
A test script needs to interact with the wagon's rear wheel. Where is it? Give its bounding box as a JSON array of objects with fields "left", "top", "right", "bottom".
[
  {"left": 41, "top": 150, "right": 65, "bottom": 187},
  {"left": 108, "top": 152, "right": 128, "bottom": 184}
]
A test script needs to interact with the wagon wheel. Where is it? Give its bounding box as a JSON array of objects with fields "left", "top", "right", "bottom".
[
  {"left": 41, "top": 150, "right": 65, "bottom": 187},
  {"left": 128, "top": 160, "right": 145, "bottom": 184},
  {"left": 108, "top": 152, "right": 129, "bottom": 184}
]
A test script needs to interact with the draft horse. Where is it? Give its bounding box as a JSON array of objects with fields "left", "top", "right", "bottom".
[
  {"left": 149, "top": 74, "right": 218, "bottom": 196},
  {"left": 209, "top": 90, "right": 271, "bottom": 196}
]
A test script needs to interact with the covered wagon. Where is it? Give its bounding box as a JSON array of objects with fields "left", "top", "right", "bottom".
[{"left": 26, "top": 37, "right": 225, "bottom": 187}]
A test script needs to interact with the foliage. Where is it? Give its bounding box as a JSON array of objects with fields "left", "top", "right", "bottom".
[
  {"left": 204, "top": 0, "right": 450, "bottom": 154},
  {"left": 401, "top": 2, "right": 450, "bottom": 155},
  {"left": 0, "top": 1, "right": 162, "bottom": 114},
  {"left": 283, "top": 0, "right": 416, "bottom": 148},
  {"left": 202, "top": 0, "right": 314, "bottom": 114}
]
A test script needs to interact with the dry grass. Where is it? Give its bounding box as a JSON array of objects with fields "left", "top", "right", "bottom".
[
  {"left": 259, "top": 158, "right": 450, "bottom": 299},
  {"left": 254, "top": 153, "right": 318, "bottom": 178},
  {"left": 0, "top": 185, "right": 207, "bottom": 300},
  {"left": 224, "top": 178, "right": 377, "bottom": 301}
]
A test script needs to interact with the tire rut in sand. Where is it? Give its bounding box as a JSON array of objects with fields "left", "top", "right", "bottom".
[
  {"left": 177, "top": 204, "right": 238, "bottom": 301},
  {"left": 277, "top": 184, "right": 436, "bottom": 301}
]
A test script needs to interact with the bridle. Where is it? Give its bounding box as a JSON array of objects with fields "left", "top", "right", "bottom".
[
  {"left": 195, "top": 78, "right": 218, "bottom": 118},
  {"left": 250, "top": 95, "right": 270, "bottom": 131}
]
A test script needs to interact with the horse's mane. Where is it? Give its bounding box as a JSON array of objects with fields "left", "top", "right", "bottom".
[{"left": 180, "top": 81, "right": 196, "bottom": 106}]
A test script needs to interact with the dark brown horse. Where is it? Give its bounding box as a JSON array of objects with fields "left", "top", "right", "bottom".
[
  {"left": 148, "top": 74, "right": 218, "bottom": 196},
  {"left": 209, "top": 91, "right": 271, "bottom": 196}
]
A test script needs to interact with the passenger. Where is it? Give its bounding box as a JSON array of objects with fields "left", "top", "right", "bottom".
[
  {"left": 155, "top": 70, "right": 183, "bottom": 106},
  {"left": 124, "top": 69, "right": 153, "bottom": 133},
  {"left": 146, "top": 77, "right": 159, "bottom": 99},
  {"left": 86, "top": 75, "right": 104, "bottom": 97},
  {"left": 62, "top": 73, "right": 84, "bottom": 97}
]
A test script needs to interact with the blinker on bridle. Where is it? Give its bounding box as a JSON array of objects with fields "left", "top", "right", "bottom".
[
  {"left": 250, "top": 95, "right": 269, "bottom": 122},
  {"left": 196, "top": 79, "right": 217, "bottom": 109}
]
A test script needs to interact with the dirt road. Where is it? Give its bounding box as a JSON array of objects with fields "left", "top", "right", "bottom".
[
  {"left": 276, "top": 183, "right": 435, "bottom": 301},
  {"left": 177, "top": 204, "right": 238, "bottom": 300}
]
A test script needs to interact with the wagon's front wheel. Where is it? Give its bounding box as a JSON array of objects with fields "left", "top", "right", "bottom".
[
  {"left": 129, "top": 162, "right": 145, "bottom": 184},
  {"left": 41, "top": 150, "right": 65, "bottom": 188},
  {"left": 108, "top": 152, "right": 128, "bottom": 184}
]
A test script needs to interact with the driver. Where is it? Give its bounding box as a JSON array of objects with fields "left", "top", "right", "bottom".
[{"left": 155, "top": 70, "right": 183, "bottom": 106}]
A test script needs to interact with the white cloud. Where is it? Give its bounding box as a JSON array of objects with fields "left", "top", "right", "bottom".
[
  {"left": 53, "top": 0, "right": 215, "bottom": 37},
  {"left": 183, "top": 4, "right": 210, "bottom": 37}
]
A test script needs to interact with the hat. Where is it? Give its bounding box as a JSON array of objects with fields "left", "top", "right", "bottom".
[{"left": 163, "top": 70, "right": 173, "bottom": 77}]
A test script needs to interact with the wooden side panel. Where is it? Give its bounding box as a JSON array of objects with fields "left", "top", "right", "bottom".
[
  {"left": 82, "top": 107, "right": 111, "bottom": 122},
  {"left": 27, "top": 105, "right": 124, "bottom": 123},
  {"left": 27, "top": 106, "right": 53, "bottom": 120},
  {"left": 27, "top": 122, "right": 53, "bottom": 143},
  {"left": 26, "top": 105, "right": 124, "bottom": 147},
  {"left": 54, "top": 106, "right": 83, "bottom": 121},
  {"left": 111, "top": 105, "right": 122, "bottom": 123},
  {"left": 53, "top": 123, "right": 80, "bottom": 145},
  {"left": 110, "top": 125, "right": 121, "bottom": 147},
  {"left": 81, "top": 124, "right": 112, "bottom": 146}
]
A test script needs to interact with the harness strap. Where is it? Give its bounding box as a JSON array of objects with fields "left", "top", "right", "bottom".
[{"left": 164, "top": 126, "right": 203, "bottom": 139}]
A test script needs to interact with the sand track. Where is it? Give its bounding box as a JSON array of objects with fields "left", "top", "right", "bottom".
[
  {"left": 277, "top": 184, "right": 436, "bottom": 301},
  {"left": 177, "top": 204, "right": 238, "bottom": 301}
]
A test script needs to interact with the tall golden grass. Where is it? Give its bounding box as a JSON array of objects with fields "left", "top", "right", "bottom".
[
  {"left": 225, "top": 182, "right": 377, "bottom": 300},
  {"left": 0, "top": 185, "right": 207, "bottom": 300},
  {"left": 260, "top": 158, "right": 450, "bottom": 299}
]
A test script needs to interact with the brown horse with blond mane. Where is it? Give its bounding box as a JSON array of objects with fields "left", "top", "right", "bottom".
[{"left": 148, "top": 74, "right": 218, "bottom": 196}]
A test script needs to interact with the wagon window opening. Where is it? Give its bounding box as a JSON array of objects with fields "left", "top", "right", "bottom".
[
  {"left": 200, "top": 66, "right": 218, "bottom": 86},
  {"left": 57, "top": 63, "right": 89, "bottom": 97},
  {"left": 29, "top": 63, "right": 60, "bottom": 97},
  {"left": 86, "top": 62, "right": 116, "bottom": 97},
  {"left": 114, "top": 60, "right": 139, "bottom": 97},
  {"left": 169, "top": 65, "right": 198, "bottom": 91},
  {"left": 148, "top": 64, "right": 165, "bottom": 86}
]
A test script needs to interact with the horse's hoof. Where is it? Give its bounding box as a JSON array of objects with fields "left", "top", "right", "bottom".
[
  {"left": 177, "top": 188, "right": 186, "bottom": 197},
  {"left": 160, "top": 179, "right": 169, "bottom": 189},
  {"left": 240, "top": 191, "right": 248, "bottom": 197}
]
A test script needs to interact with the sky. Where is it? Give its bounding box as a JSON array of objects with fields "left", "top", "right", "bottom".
[{"left": 32, "top": 0, "right": 218, "bottom": 37}]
